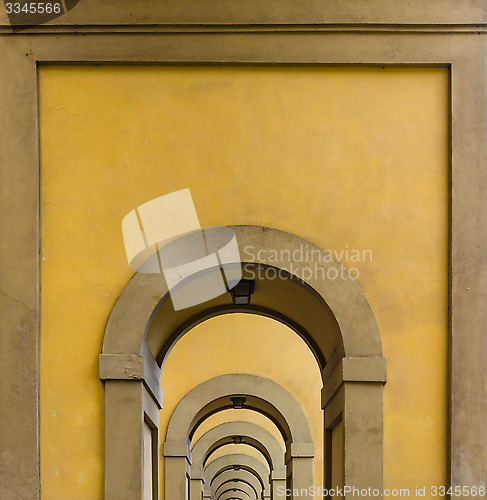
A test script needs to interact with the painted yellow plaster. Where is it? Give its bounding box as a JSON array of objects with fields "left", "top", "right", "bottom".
[{"left": 39, "top": 65, "right": 448, "bottom": 499}]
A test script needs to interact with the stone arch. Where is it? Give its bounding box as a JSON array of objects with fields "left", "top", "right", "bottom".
[
  {"left": 211, "top": 470, "right": 262, "bottom": 500},
  {"left": 166, "top": 374, "right": 312, "bottom": 444},
  {"left": 218, "top": 492, "right": 249, "bottom": 500},
  {"left": 102, "top": 226, "right": 383, "bottom": 371},
  {"left": 204, "top": 454, "right": 270, "bottom": 497},
  {"left": 190, "top": 420, "right": 286, "bottom": 499},
  {"left": 204, "top": 442, "right": 271, "bottom": 470},
  {"left": 164, "top": 375, "right": 311, "bottom": 500},
  {"left": 99, "top": 226, "right": 386, "bottom": 500},
  {"left": 191, "top": 421, "right": 284, "bottom": 470}
]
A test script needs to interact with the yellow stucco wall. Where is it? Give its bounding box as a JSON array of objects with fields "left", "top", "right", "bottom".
[{"left": 39, "top": 65, "right": 448, "bottom": 499}]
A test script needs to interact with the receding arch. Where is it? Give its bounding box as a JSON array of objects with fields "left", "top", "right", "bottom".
[
  {"left": 215, "top": 482, "right": 256, "bottom": 500},
  {"left": 212, "top": 470, "right": 262, "bottom": 500},
  {"left": 203, "top": 443, "right": 271, "bottom": 470},
  {"left": 190, "top": 421, "right": 286, "bottom": 500},
  {"left": 165, "top": 375, "right": 310, "bottom": 500},
  {"left": 205, "top": 454, "right": 269, "bottom": 490},
  {"left": 217, "top": 482, "right": 256, "bottom": 500},
  {"left": 165, "top": 374, "right": 313, "bottom": 446},
  {"left": 191, "top": 420, "right": 284, "bottom": 471},
  {"left": 100, "top": 225, "right": 386, "bottom": 500},
  {"left": 218, "top": 492, "right": 248, "bottom": 500},
  {"left": 103, "top": 226, "right": 383, "bottom": 377}
]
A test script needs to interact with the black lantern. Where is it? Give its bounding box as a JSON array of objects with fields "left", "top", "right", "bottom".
[
  {"left": 231, "top": 397, "right": 246, "bottom": 409},
  {"left": 230, "top": 279, "right": 255, "bottom": 305}
]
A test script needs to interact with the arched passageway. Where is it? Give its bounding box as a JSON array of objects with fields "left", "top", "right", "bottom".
[
  {"left": 165, "top": 376, "right": 304, "bottom": 499},
  {"left": 218, "top": 492, "right": 250, "bottom": 500},
  {"left": 212, "top": 469, "right": 262, "bottom": 500},
  {"left": 216, "top": 481, "right": 256, "bottom": 500},
  {"left": 206, "top": 453, "right": 270, "bottom": 484},
  {"left": 191, "top": 421, "right": 284, "bottom": 470},
  {"left": 100, "top": 226, "right": 386, "bottom": 500}
]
